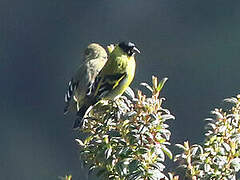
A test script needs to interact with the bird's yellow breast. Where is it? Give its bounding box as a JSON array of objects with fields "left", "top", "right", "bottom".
[{"left": 103, "top": 55, "right": 136, "bottom": 100}]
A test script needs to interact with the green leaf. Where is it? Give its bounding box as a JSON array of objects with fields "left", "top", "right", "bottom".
[
  {"left": 75, "top": 139, "right": 85, "bottom": 147},
  {"left": 231, "top": 134, "right": 240, "bottom": 144},
  {"left": 156, "top": 77, "right": 168, "bottom": 92},
  {"left": 192, "top": 144, "right": 204, "bottom": 154},
  {"left": 222, "top": 142, "right": 231, "bottom": 153},
  {"left": 129, "top": 160, "right": 140, "bottom": 172},
  {"left": 127, "top": 170, "right": 143, "bottom": 180},
  {"left": 159, "top": 129, "right": 171, "bottom": 141},
  {"left": 231, "top": 158, "right": 240, "bottom": 172},
  {"left": 137, "top": 147, "right": 148, "bottom": 155},
  {"left": 124, "top": 86, "right": 135, "bottom": 99},
  {"left": 204, "top": 164, "right": 211, "bottom": 173},
  {"left": 205, "top": 123, "right": 216, "bottom": 130},
  {"left": 140, "top": 82, "right": 153, "bottom": 92},
  {"left": 84, "top": 136, "right": 93, "bottom": 144},
  {"left": 105, "top": 148, "right": 113, "bottom": 159},
  {"left": 161, "top": 114, "right": 175, "bottom": 121},
  {"left": 223, "top": 97, "right": 238, "bottom": 104},
  {"left": 168, "top": 172, "right": 173, "bottom": 180},
  {"left": 151, "top": 162, "right": 165, "bottom": 171},
  {"left": 161, "top": 146, "right": 172, "bottom": 159},
  {"left": 89, "top": 165, "right": 97, "bottom": 173},
  {"left": 118, "top": 147, "right": 133, "bottom": 158},
  {"left": 115, "top": 161, "right": 125, "bottom": 176},
  {"left": 148, "top": 169, "right": 166, "bottom": 180},
  {"left": 211, "top": 110, "right": 223, "bottom": 119},
  {"left": 157, "top": 149, "right": 165, "bottom": 162}
]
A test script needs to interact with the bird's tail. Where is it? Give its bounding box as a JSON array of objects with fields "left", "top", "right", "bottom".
[
  {"left": 64, "top": 79, "right": 78, "bottom": 115},
  {"left": 73, "top": 104, "right": 90, "bottom": 129}
]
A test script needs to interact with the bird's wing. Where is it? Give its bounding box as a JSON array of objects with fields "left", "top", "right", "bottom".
[
  {"left": 92, "top": 72, "right": 127, "bottom": 99},
  {"left": 64, "top": 63, "right": 89, "bottom": 114},
  {"left": 64, "top": 78, "right": 78, "bottom": 114}
]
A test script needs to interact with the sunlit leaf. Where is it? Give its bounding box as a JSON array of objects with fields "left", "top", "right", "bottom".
[
  {"left": 105, "top": 148, "right": 113, "bottom": 159},
  {"left": 231, "top": 158, "right": 240, "bottom": 172},
  {"left": 124, "top": 86, "right": 135, "bottom": 99},
  {"left": 161, "top": 146, "right": 172, "bottom": 159},
  {"left": 75, "top": 139, "right": 85, "bottom": 146},
  {"left": 140, "top": 82, "right": 153, "bottom": 92},
  {"left": 156, "top": 77, "right": 168, "bottom": 92},
  {"left": 175, "top": 144, "right": 186, "bottom": 151},
  {"left": 223, "top": 97, "right": 238, "bottom": 104},
  {"left": 74, "top": 76, "right": 174, "bottom": 179},
  {"left": 161, "top": 114, "right": 175, "bottom": 121},
  {"left": 151, "top": 162, "right": 165, "bottom": 171}
]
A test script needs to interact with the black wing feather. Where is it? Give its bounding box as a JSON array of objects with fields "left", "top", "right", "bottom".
[{"left": 64, "top": 79, "right": 78, "bottom": 114}]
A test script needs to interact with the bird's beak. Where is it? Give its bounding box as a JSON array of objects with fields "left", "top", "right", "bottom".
[{"left": 133, "top": 46, "right": 140, "bottom": 54}]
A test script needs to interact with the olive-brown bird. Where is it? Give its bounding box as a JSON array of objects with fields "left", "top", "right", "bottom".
[{"left": 64, "top": 43, "right": 108, "bottom": 116}]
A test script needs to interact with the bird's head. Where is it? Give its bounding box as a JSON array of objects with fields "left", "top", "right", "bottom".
[
  {"left": 118, "top": 42, "right": 140, "bottom": 57},
  {"left": 84, "top": 43, "right": 107, "bottom": 61}
]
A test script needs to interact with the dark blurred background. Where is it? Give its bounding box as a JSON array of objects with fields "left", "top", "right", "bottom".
[{"left": 1, "top": 0, "right": 240, "bottom": 179}]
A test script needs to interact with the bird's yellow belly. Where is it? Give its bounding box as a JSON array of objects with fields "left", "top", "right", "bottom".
[{"left": 104, "top": 59, "right": 136, "bottom": 100}]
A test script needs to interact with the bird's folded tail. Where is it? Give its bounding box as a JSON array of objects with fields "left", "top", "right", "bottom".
[
  {"left": 73, "top": 104, "right": 90, "bottom": 129},
  {"left": 64, "top": 79, "right": 78, "bottom": 115}
]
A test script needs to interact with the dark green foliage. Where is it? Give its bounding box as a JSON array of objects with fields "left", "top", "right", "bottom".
[
  {"left": 175, "top": 95, "right": 240, "bottom": 180},
  {"left": 76, "top": 77, "right": 176, "bottom": 180},
  {"left": 73, "top": 76, "right": 240, "bottom": 180}
]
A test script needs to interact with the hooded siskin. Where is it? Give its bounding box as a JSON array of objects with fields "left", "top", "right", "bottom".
[{"left": 73, "top": 41, "right": 140, "bottom": 129}]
